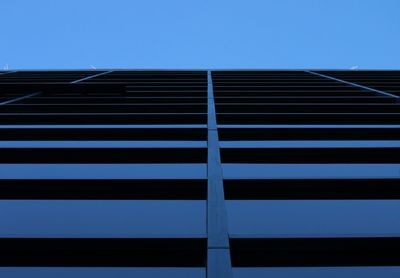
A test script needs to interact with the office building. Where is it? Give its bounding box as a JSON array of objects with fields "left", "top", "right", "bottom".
[{"left": 0, "top": 70, "right": 399, "bottom": 277}]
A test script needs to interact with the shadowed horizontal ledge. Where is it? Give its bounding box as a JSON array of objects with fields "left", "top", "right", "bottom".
[
  {"left": 218, "top": 127, "right": 400, "bottom": 140},
  {"left": 0, "top": 238, "right": 207, "bottom": 267},
  {"left": 0, "top": 114, "right": 207, "bottom": 124},
  {"left": 0, "top": 179, "right": 207, "bottom": 200},
  {"left": 230, "top": 237, "right": 400, "bottom": 267},
  {"left": 221, "top": 147, "right": 400, "bottom": 163},
  {"left": 224, "top": 179, "right": 400, "bottom": 200},
  {"left": 0, "top": 128, "right": 207, "bottom": 141},
  {"left": 0, "top": 148, "right": 207, "bottom": 163}
]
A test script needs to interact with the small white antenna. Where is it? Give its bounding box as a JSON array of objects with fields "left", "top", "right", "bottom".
[{"left": 350, "top": 65, "right": 359, "bottom": 70}]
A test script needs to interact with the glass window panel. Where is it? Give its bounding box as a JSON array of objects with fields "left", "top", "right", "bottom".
[
  {"left": 0, "top": 268, "right": 205, "bottom": 278},
  {"left": 0, "top": 164, "right": 207, "bottom": 179},
  {"left": 0, "top": 200, "right": 205, "bottom": 237},
  {"left": 233, "top": 267, "right": 400, "bottom": 278},
  {"left": 227, "top": 200, "right": 400, "bottom": 237}
]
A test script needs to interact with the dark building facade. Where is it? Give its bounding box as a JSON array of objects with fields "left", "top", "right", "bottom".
[{"left": 0, "top": 70, "right": 399, "bottom": 277}]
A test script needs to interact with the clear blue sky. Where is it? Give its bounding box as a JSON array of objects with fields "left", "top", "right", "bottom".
[{"left": 1, "top": 0, "right": 400, "bottom": 70}]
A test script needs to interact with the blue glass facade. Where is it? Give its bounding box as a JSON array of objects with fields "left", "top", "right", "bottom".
[{"left": 0, "top": 70, "right": 399, "bottom": 277}]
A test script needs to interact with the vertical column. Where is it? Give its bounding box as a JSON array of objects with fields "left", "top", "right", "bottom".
[{"left": 207, "top": 71, "right": 233, "bottom": 278}]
